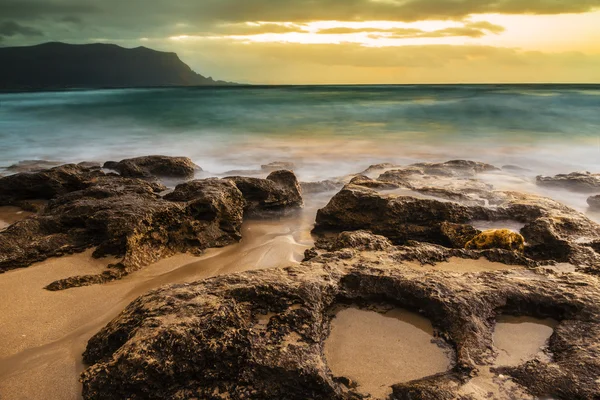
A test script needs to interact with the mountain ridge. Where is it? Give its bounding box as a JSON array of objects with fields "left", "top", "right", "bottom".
[{"left": 0, "top": 42, "right": 236, "bottom": 91}]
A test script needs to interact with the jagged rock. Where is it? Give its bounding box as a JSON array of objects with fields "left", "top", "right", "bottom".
[
  {"left": 587, "top": 195, "right": 600, "bottom": 210},
  {"left": 81, "top": 253, "right": 600, "bottom": 400},
  {"left": 315, "top": 230, "right": 393, "bottom": 252},
  {"left": 226, "top": 170, "right": 303, "bottom": 216},
  {"left": 300, "top": 180, "right": 343, "bottom": 194},
  {"left": 348, "top": 175, "right": 400, "bottom": 190},
  {"left": 314, "top": 185, "right": 600, "bottom": 273},
  {"left": 103, "top": 155, "right": 200, "bottom": 179},
  {"left": 313, "top": 184, "right": 485, "bottom": 246},
  {"left": 0, "top": 164, "right": 103, "bottom": 206},
  {"left": 466, "top": 229, "right": 525, "bottom": 252},
  {"left": 0, "top": 176, "right": 245, "bottom": 289},
  {"left": 536, "top": 172, "right": 600, "bottom": 193}
]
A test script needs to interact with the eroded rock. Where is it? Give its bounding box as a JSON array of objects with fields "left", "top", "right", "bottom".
[
  {"left": 0, "top": 164, "right": 103, "bottom": 206},
  {"left": 226, "top": 170, "right": 303, "bottom": 217},
  {"left": 0, "top": 175, "right": 245, "bottom": 289},
  {"left": 314, "top": 185, "right": 600, "bottom": 273},
  {"left": 587, "top": 195, "right": 600, "bottom": 210},
  {"left": 536, "top": 172, "right": 600, "bottom": 193},
  {"left": 103, "top": 155, "right": 200, "bottom": 179},
  {"left": 81, "top": 251, "right": 600, "bottom": 399}
]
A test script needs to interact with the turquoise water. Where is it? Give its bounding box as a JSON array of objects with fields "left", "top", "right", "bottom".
[{"left": 1, "top": 85, "right": 599, "bottom": 180}]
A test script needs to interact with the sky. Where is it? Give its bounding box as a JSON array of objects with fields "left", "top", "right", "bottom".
[{"left": 1, "top": 0, "right": 600, "bottom": 84}]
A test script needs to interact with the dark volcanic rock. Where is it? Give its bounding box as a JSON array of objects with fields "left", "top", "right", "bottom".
[
  {"left": 81, "top": 252, "right": 600, "bottom": 399},
  {"left": 103, "top": 155, "right": 200, "bottom": 179},
  {"left": 313, "top": 184, "right": 485, "bottom": 247},
  {"left": 314, "top": 185, "right": 600, "bottom": 273},
  {"left": 0, "top": 164, "right": 103, "bottom": 206},
  {"left": 587, "top": 195, "right": 600, "bottom": 210},
  {"left": 226, "top": 170, "right": 303, "bottom": 216},
  {"left": 536, "top": 172, "right": 600, "bottom": 193},
  {"left": 0, "top": 175, "right": 245, "bottom": 288}
]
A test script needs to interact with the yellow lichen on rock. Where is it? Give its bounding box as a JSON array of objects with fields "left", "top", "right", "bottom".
[{"left": 465, "top": 229, "right": 525, "bottom": 252}]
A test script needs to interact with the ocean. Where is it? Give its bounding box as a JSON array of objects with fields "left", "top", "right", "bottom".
[{"left": 1, "top": 84, "right": 599, "bottom": 180}]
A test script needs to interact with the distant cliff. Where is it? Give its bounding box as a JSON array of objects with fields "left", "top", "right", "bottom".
[{"left": 0, "top": 42, "right": 235, "bottom": 91}]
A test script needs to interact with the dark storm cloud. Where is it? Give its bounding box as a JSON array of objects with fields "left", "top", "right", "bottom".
[
  {"left": 0, "top": 20, "right": 43, "bottom": 39},
  {"left": 1, "top": 0, "right": 599, "bottom": 25},
  {"left": 0, "top": 0, "right": 597, "bottom": 45}
]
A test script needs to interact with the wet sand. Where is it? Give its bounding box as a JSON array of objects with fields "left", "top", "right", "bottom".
[
  {"left": 0, "top": 206, "right": 33, "bottom": 231},
  {"left": 324, "top": 306, "right": 453, "bottom": 399},
  {"left": 0, "top": 194, "right": 331, "bottom": 400}
]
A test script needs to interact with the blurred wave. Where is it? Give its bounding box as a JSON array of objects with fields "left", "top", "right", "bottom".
[{"left": 1, "top": 85, "right": 599, "bottom": 180}]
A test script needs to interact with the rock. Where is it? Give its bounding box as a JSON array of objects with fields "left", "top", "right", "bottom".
[
  {"left": 5, "top": 159, "right": 63, "bottom": 173},
  {"left": 358, "top": 162, "right": 399, "bottom": 175},
  {"left": 465, "top": 229, "right": 525, "bottom": 252},
  {"left": 536, "top": 172, "right": 600, "bottom": 193},
  {"left": 0, "top": 176, "right": 245, "bottom": 288},
  {"left": 226, "top": 170, "right": 303, "bottom": 217},
  {"left": 261, "top": 161, "right": 296, "bottom": 171},
  {"left": 410, "top": 160, "right": 499, "bottom": 177},
  {"left": 313, "top": 184, "right": 485, "bottom": 247},
  {"left": 314, "top": 186, "right": 600, "bottom": 273},
  {"left": 348, "top": 174, "right": 400, "bottom": 190},
  {"left": 587, "top": 195, "right": 600, "bottom": 210},
  {"left": 300, "top": 180, "right": 343, "bottom": 194},
  {"left": 77, "top": 161, "right": 103, "bottom": 170},
  {"left": 0, "top": 164, "right": 103, "bottom": 206},
  {"left": 81, "top": 254, "right": 600, "bottom": 399},
  {"left": 315, "top": 230, "right": 394, "bottom": 252},
  {"left": 103, "top": 155, "right": 200, "bottom": 179}
]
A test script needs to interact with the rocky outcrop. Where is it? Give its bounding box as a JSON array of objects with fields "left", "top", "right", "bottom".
[
  {"left": 314, "top": 185, "right": 600, "bottom": 273},
  {"left": 0, "top": 164, "right": 103, "bottom": 206},
  {"left": 225, "top": 170, "right": 303, "bottom": 217},
  {"left": 313, "top": 184, "right": 486, "bottom": 246},
  {"left": 1, "top": 175, "right": 246, "bottom": 289},
  {"left": 587, "top": 195, "right": 600, "bottom": 210},
  {"left": 81, "top": 247, "right": 600, "bottom": 399},
  {"left": 536, "top": 172, "right": 600, "bottom": 193},
  {"left": 0, "top": 165, "right": 307, "bottom": 287},
  {"left": 103, "top": 155, "right": 200, "bottom": 179}
]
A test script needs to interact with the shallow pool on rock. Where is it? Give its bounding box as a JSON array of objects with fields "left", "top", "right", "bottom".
[
  {"left": 324, "top": 306, "right": 453, "bottom": 399},
  {"left": 493, "top": 316, "right": 557, "bottom": 366}
]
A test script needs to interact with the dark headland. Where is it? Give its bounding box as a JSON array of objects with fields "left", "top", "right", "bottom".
[{"left": 0, "top": 42, "right": 235, "bottom": 91}]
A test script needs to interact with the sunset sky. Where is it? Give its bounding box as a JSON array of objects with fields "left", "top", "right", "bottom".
[{"left": 1, "top": 0, "right": 600, "bottom": 83}]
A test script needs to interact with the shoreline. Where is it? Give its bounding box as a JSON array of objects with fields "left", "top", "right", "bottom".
[{"left": 1, "top": 156, "right": 599, "bottom": 399}]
